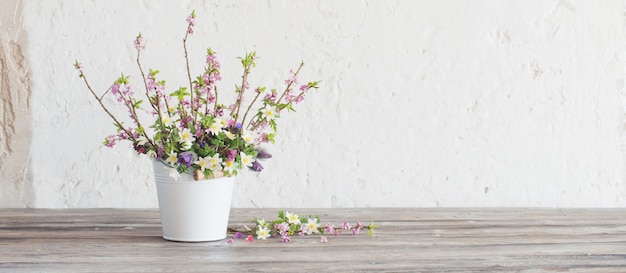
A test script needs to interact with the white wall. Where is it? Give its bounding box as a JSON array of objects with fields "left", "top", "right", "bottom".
[{"left": 2, "top": 0, "right": 625, "bottom": 208}]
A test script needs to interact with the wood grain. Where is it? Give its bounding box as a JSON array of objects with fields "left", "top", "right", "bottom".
[{"left": 1, "top": 208, "right": 626, "bottom": 272}]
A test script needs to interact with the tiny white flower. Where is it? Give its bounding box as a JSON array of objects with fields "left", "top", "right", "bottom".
[
  {"left": 166, "top": 167, "right": 180, "bottom": 181},
  {"left": 180, "top": 140, "right": 193, "bottom": 151},
  {"left": 242, "top": 131, "right": 255, "bottom": 145},
  {"left": 223, "top": 159, "right": 236, "bottom": 173},
  {"left": 137, "top": 136, "right": 148, "bottom": 146},
  {"left": 146, "top": 150, "right": 156, "bottom": 158},
  {"left": 209, "top": 119, "right": 223, "bottom": 135},
  {"left": 208, "top": 153, "right": 223, "bottom": 171},
  {"left": 161, "top": 115, "right": 173, "bottom": 127},
  {"left": 286, "top": 211, "right": 300, "bottom": 225},
  {"left": 240, "top": 151, "right": 255, "bottom": 168},
  {"left": 179, "top": 128, "right": 195, "bottom": 143},
  {"left": 194, "top": 156, "right": 210, "bottom": 172},
  {"left": 166, "top": 151, "right": 178, "bottom": 166},
  {"left": 225, "top": 131, "right": 235, "bottom": 140},
  {"left": 261, "top": 106, "right": 277, "bottom": 120},
  {"left": 306, "top": 218, "right": 320, "bottom": 235},
  {"left": 256, "top": 226, "right": 271, "bottom": 240}
]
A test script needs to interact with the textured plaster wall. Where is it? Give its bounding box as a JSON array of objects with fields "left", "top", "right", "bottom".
[
  {"left": 0, "top": 0, "right": 33, "bottom": 207},
  {"left": 3, "top": 0, "right": 626, "bottom": 208}
]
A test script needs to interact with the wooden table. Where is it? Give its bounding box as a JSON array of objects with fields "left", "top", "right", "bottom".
[{"left": 1, "top": 208, "right": 626, "bottom": 272}]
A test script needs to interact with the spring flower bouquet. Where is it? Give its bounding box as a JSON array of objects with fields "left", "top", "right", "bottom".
[{"left": 75, "top": 11, "right": 319, "bottom": 181}]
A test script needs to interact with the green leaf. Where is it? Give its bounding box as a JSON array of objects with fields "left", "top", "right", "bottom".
[
  {"left": 115, "top": 73, "right": 130, "bottom": 85},
  {"left": 170, "top": 87, "right": 189, "bottom": 101},
  {"left": 133, "top": 99, "right": 143, "bottom": 109},
  {"left": 149, "top": 68, "right": 160, "bottom": 77},
  {"left": 278, "top": 210, "right": 285, "bottom": 221},
  {"left": 307, "top": 80, "right": 321, "bottom": 89},
  {"left": 367, "top": 221, "right": 379, "bottom": 236}
]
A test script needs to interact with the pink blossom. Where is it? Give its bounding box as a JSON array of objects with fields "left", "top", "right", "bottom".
[
  {"left": 324, "top": 223, "right": 334, "bottom": 234},
  {"left": 246, "top": 235, "right": 254, "bottom": 242},
  {"left": 275, "top": 223, "right": 290, "bottom": 236},
  {"left": 300, "top": 226, "right": 309, "bottom": 235},
  {"left": 186, "top": 15, "right": 195, "bottom": 24},
  {"left": 341, "top": 222, "right": 351, "bottom": 230},
  {"left": 122, "top": 85, "right": 133, "bottom": 97},
  {"left": 263, "top": 90, "right": 277, "bottom": 103},
  {"left": 320, "top": 236, "right": 328, "bottom": 243},
  {"left": 284, "top": 69, "right": 298, "bottom": 85},
  {"left": 111, "top": 84, "right": 120, "bottom": 95},
  {"left": 105, "top": 135, "right": 116, "bottom": 148},
  {"left": 134, "top": 35, "right": 144, "bottom": 50},
  {"left": 186, "top": 15, "right": 195, "bottom": 34},
  {"left": 282, "top": 236, "right": 291, "bottom": 243}
]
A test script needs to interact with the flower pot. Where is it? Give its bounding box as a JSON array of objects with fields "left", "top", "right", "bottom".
[{"left": 153, "top": 161, "right": 235, "bottom": 242}]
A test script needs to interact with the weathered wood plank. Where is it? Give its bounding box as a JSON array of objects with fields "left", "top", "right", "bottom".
[{"left": 1, "top": 208, "right": 626, "bottom": 272}]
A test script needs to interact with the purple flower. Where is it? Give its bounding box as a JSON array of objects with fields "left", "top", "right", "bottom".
[
  {"left": 227, "top": 150, "right": 237, "bottom": 161},
  {"left": 282, "top": 236, "right": 291, "bottom": 243},
  {"left": 249, "top": 161, "right": 263, "bottom": 172},
  {"left": 227, "top": 238, "right": 234, "bottom": 245},
  {"left": 234, "top": 232, "right": 243, "bottom": 239},
  {"left": 236, "top": 122, "right": 243, "bottom": 130},
  {"left": 178, "top": 152, "right": 193, "bottom": 167},
  {"left": 256, "top": 149, "right": 272, "bottom": 159}
]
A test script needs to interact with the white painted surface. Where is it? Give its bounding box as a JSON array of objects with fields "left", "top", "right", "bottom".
[{"left": 2, "top": 0, "right": 625, "bottom": 208}]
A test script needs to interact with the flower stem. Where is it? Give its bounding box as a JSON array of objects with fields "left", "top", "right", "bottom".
[
  {"left": 233, "top": 52, "right": 255, "bottom": 125},
  {"left": 136, "top": 47, "right": 164, "bottom": 129},
  {"left": 183, "top": 27, "right": 195, "bottom": 127},
  {"left": 241, "top": 91, "right": 262, "bottom": 129}
]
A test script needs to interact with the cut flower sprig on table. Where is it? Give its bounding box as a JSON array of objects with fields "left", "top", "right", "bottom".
[
  {"left": 75, "top": 11, "right": 319, "bottom": 180},
  {"left": 227, "top": 211, "right": 379, "bottom": 244}
]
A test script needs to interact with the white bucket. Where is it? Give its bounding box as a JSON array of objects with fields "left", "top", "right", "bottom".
[{"left": 153, "top": 161, "right": 235, "bottom": 242}]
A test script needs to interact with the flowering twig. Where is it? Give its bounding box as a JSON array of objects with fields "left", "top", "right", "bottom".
[
  {"left": 134, "top": 33, "right": 158, "bottom": 113},
  {"left": 74, "top": 61, "right": 135, "bottom": 141},
  {"left": 226, "top": 210, "right": 378, "bottom": 244},
  {"left": 183, "top": 10, "right": 196, "bottom": 126},
  {"left": 275, "top": 61, "right": 304, "bottom": 106},
  {"left": 232, "top": 52, "right": 256, "bottom": 125}
]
